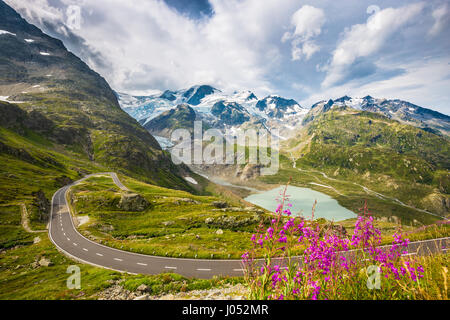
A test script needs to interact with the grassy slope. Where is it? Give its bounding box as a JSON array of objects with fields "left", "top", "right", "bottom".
[
  {"left": 260, "top": 107, "right": 450, "bottom": 225},
  {"left": 70, "top": 175, "right": 268, "bottom": 259}
]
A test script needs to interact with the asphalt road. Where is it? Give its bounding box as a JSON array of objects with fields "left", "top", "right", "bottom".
[{"left": 49, "top": 173, "right": 449, "bottom": 279}]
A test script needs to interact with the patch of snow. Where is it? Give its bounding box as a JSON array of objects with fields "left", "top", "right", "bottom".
[
  {"left": 184, "top": 177, "right": 198, "bottom": 185},
  {"left": 32, "top": 85, "right": 40, "bottom": 88},
  {"left": 408, "top": 107, "right": 415, "bottom": 112},
  {"left": 0, "top": 30, "right": 16, "bottom": 36},
  {"left": 40, "top": 52, "right": 51, "bottom": 56},
  {"left": 0, "top": 96, "right": 10, "bottom": 102},
  {"left": 154, "top": 135, "right": 174, "bottom": 150},
  {"left": 24, "top": 39, "right": 35, "bottom": 43}
]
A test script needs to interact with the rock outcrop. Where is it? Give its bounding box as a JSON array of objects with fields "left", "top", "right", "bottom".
[{"left": 117, "top": 192, "right": 150, "bottom": 211}]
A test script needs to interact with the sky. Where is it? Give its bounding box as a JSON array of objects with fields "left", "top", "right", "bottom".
[{"left": 5, "top": 0, "right": 450, "bottom": 113}]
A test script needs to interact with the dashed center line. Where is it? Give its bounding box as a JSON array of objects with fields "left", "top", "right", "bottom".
[
  {"left": 96, "top": 253, "right": 103, "bottom": 257},
  {"left": 83, "top": 248, "right": 88, "bottom": 252},
  {"left": 67, "top": 238, "right": 70, "bottom": 241},
  {"left": 165, "top": 266, "right": 177, "bottom": 270},
  {"left": 137, "top": 262, "right": 147, "bottom": 266},
  {"left": 197, "top": 268, "right": 212, "bottom": 271},
  {"left": 73, "top": 243, "right": 78, "bottom": 246},
  {"left": 233, "top": 268, "right": 244, "bottom": 272},
  {"left": 114, "top": 258, "right": 123, "bottom": 262}
]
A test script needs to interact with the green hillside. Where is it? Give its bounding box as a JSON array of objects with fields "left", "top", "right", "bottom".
[{"left": 268, "top": 106, "right": 450, "bottom": 224}]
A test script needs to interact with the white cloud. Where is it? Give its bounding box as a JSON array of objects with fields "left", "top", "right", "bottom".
[
  {"left": 282, "top": 5, "right": 325, "bottom": 61},
  {"left": 7, "top": 0, "right": 303, "bottom": 96},
  {"left": 322, "top": 2, "right": 424, "bottom": 88},
  {"left": 302, "top": 57, "right": 450, "bottom": 114},
  {"left": 429, "top": 3, "right": 449, "bottom": 36}
]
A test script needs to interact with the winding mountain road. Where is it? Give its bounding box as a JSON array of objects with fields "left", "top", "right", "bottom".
[{"left": 49, "top": 173, "right": 449, "bottom": 279}]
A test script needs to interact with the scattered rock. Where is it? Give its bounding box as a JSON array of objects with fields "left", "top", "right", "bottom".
[
  {"left": 33, "top": 236, "right": 41, "bottom": 244},
  {"left": 134, "top": 295, "right": 150, "bottom": 300},
  {"left": 118, "top": 192, "right": 150, "bottom": 211},
  {"left": 38, "top": 257, "right": 52, "bottom": 267},
  {"left": 216, "top": 229, "right": 223, "bottom": 235},
  {"left": 212, "top": 201, "right": 228, "bottom": 209},
  {"left": 162, "top": 221, "right": 175, "bottom": 227},
  {"left": 205, "top": 217, "right": 214, "bottom": 224},
  {"left": 173, "top": 198, "right": 200, "bottom": 205},
  {"left": 137, "top": 284, "right": 149, "bottom": 293}
]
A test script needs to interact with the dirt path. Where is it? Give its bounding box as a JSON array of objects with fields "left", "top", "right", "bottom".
[{"left": 20, "top": 203, "right": 46, "bottom": 233}]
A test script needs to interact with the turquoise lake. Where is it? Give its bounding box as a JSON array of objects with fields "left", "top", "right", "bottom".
[{"left": 244, "top": 186, "right": 357, "bottom": 221}]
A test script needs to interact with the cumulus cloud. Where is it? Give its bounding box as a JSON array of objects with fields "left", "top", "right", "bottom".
[
  {"left": 321, "top": 2, "right": 424, "bottom": 88},
  {"left": 302, "top": 57, "right": 450, "bottom": 112},
  {"left": 282, "top": 5, "right": 325, "bottom": 61},
  {"left": 7, "top": 0, "right": 304, "bottom": 96},
  {"left": 4, "top": 0, "right": 450, "bottom": 114}
]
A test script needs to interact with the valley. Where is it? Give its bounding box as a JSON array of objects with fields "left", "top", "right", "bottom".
[{"left": 0, "top": 0, "right": 449, "bottom": 301}]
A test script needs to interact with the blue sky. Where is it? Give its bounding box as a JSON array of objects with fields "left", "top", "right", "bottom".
[{"left": 6, "top": 0, "right": 450, "bottom": 114}]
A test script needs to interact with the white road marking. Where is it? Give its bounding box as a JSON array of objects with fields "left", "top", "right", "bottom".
[
  {"left": 73, "top": 243, "right": 78, "bottom": 246},
  {"left": 67, "top": 238, "right": 70, "bottom": 241},
  {"left": 137, "top": 262, "right": 147, "bottom": 266},
  {"left": 165, "top": 266, "right": 177, "bottom": 270},
  {"left": 197, "top": 268, "right": 212, "bottom": 271},
  {"left": 114, "top": 258, "right": 123, "bottom": 262},
  {"left": 233, "top": 268, "right": 244, "bottom": 272},
  {"left": 96, "top": 253, "right": 103, "bottom": 257},
  {"left": 83, "top": 248, "right": 88, "bottom": 252}
]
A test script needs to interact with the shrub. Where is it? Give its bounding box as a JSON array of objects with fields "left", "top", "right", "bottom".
[{"left": 241, "top": 184, "right": 429, "bottom": 300}]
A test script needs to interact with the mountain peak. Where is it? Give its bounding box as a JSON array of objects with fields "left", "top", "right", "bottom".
[{"left": 183, "top": 85, "right": 219, "bottom": 105}]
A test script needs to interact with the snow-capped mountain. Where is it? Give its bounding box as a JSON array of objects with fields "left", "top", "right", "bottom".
[
  {"left": 117, "top": 85, "right": 308, "bottom": 141},
  {"left": 304, "top": 95, "right": 450, "bottom": 136}
]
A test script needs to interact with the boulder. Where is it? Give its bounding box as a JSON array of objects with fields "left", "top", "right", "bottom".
[
  {"left": 118, "top": 192, "right": 149, "bottom": 211},
  {"left": 38, "top": 257, "right": 52, "bottom": 267},
  {"left": 136, "top": 284, "right": 149, "bottom": 292},
  {"left": 212, "top": 201, "right": 228, "bottom": 209}
]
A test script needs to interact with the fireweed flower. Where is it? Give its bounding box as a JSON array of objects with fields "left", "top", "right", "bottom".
[{"left": 242, "top": 191, "right": 425, "bottom": 300}]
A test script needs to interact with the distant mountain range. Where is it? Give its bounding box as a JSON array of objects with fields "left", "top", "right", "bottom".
[
  {"left": 304, "top": 96, "right": 450, "bottom": 136},
  {"left": 117, "top": 85, "right": 307, "bottom": 140},
  {"left": 118, "top": 88, "right": 450, "bottom": 145}
]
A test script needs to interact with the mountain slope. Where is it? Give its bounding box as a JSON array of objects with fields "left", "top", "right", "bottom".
[
  {"left": 303, "top": 96, "right": 450, "bottom": 136},
  {"left": 142, "top": 104, "right": 197, "bottom": 138},
  {"left": 0, "top": 1, "right": 193, "bottom": 191},
  {"left": 283, "top": 106, "right": 450, "bottom": 220}
]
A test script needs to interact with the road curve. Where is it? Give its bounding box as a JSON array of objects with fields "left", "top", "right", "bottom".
[{"left": 49, "top": 173, "right": 449, "bottom": 279}]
